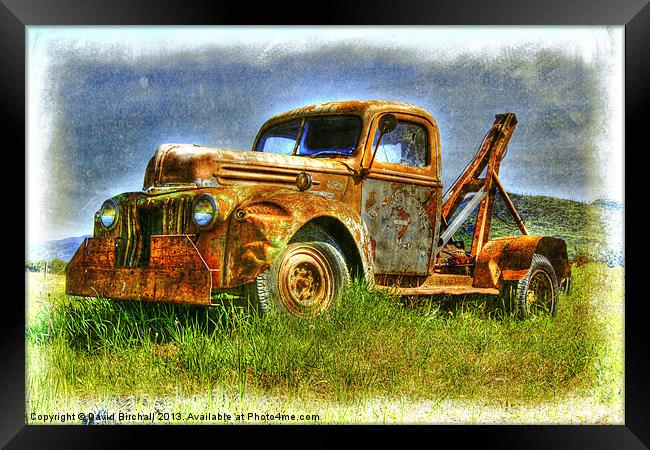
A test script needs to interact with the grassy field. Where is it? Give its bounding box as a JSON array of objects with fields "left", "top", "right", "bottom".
[{"left": 25, "top": 261, "right": 623, "bottom": 424}]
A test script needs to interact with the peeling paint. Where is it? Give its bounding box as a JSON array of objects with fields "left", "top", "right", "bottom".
[{"left": 66, "top": 100, "right": 568, "bottom": 305}]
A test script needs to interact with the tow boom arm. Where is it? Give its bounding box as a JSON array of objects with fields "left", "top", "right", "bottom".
[{"left": 439, "top": 113, "right": 528, "bottom": 257}]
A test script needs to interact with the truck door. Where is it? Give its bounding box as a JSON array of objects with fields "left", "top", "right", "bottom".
[{"left": 361, "top": 113, "right": 441, "bottom": 275}]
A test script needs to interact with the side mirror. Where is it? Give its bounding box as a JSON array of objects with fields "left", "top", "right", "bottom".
[
  {"left": 360, "top": 114, "right": 397, "bottom": 177},
  {"left": 378, "top": 114, "right": 398, "bottom": 134}
]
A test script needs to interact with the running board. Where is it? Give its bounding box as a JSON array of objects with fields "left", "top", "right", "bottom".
[
  {"left": 375, "top": 273, "right": 500, "bottom": 296},
  {"left": 391, "top": 286, "right": 499, "bottom": 297},
  {"left": 380, "top": 286, "right": 500, "bottom": 296}
]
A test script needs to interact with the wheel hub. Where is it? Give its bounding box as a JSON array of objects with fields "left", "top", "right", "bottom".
[
  {"left": 277, "top": 245, "right": 334, "bottom": 317},
  {"left": 525, "top": 270, "right": 553, "bottom": 315},
  {"left": 289, "top": 263, "right": 321, "bottom": 301}
]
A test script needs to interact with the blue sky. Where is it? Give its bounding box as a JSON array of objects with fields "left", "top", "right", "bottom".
[{"left": 27, "top": 26, "right": 623, "bottom": 243}]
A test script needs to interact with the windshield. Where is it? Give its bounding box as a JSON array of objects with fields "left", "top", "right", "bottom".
[{"left": 255, "top": 115, "right": 362, "bottom": 157}]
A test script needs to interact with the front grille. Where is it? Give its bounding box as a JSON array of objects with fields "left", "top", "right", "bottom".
[
  {"left": 137, "top": 206, "right": 163, "bottom": 266},
  {"left": 116, "top": 196, "right": 192, "bottom": 267}
]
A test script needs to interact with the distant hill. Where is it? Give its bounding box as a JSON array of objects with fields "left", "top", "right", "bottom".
[
  {"left": 26, "top": 236, "right": 90, "bottom": 263},
  {"left": 590, "top": 198, "right": 624, "bottom": 211}
]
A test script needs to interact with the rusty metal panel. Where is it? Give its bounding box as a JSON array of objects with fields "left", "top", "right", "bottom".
[
  {"left": 472, "top": 235, "right": 570, "bottom": 289},
  {"left": 83, "top": 237, "right": 117, "bottom": 265},
  {"left": 222, "top": 188, "right": 372, "bottom": 287},
  {"left": 389, "top": 286, "right": 500, "bottom": 296},
  {"left": 361, "top": 178, "right": 434, "bottom": 274},
  {"left": 473, "top": 236, "right": 530, "bottom": 289},
  {"left": 65, "top": 236, "right": 212, "bottom": 305},
  {"left": 519, "top": 235, "right": 570, "bottom": 281},
  {"left": 147, "top": 144, "right": 355, "bottom": 191}
]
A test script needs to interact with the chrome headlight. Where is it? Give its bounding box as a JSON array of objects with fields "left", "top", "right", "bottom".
[
  {"left": 99, "top": 199, "right": 119, "bottom": 229},
  {"left": 192, "top": 194, "right": 218, "bottom": 229}
]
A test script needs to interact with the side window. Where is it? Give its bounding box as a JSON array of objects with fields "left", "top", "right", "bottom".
[{"left": 372, "top": 120, "right": 429, "bottom": 167}]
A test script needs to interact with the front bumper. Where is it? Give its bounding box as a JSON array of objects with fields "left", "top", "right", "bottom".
[{"left": 65, "top": 235, "right": 213, "bottom": 305}]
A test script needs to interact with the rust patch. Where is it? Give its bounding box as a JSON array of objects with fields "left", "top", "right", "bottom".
[
  {"left": 395, "top": 206, "right": 410, "bottom": 240},
  {"left": 66, "top": 236, "right": 212, "bottom": 305},
  {"left": 361, "top": 179, "right": 434, "bottom": 275},
  {"left": 222, "top": 189, "right": 370, "bottom": 287},
  {"left": 472, "top": 235, "right": 570, "bottom": 289},
  {"left": 365, "top": 191, "right": 376, "bottom": 212}
]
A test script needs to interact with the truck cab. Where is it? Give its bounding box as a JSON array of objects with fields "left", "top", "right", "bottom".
[
  {"left": 255, "top": 101, "right": 442, "bottom": 276},
  {"left": 66, "top": 100, "right": 569, "bottom": 319}
]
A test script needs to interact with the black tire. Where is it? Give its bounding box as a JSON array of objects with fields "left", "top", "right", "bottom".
[
  {"left": 246, "top": 239, "right": 350, "bottom": 319},
  {"left": 502, "top": 253, "right": 559, "bottom": 319},
  {"left": 289, "top": 223, "right": 339, "bottom": 248}
]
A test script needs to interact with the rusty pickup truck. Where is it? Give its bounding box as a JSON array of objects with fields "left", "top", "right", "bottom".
[{"left": 66, "top": 100, "right": 570, "bottom": 318}]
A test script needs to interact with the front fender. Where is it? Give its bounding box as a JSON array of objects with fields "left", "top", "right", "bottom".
[
  {"left": 473, "top": 235, "right": 570, "bottom": 289},
  {"left": 222, "top": 189, "right": 370, "bottom": 287}
]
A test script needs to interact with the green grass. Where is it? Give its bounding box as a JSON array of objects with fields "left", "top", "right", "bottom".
[
  {"left": 25, "top": 192, "right": 623, "bottom": 423},
  {"left": 26, "top": 262, "right": 622, "bottom": 422}
]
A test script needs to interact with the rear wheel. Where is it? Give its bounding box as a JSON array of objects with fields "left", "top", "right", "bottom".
[
  {"left": 246, "top": 239, "right": 349, "bottom": 318},
  {"left": 502, "top": 253, "right": 558, "bottom": 319}
]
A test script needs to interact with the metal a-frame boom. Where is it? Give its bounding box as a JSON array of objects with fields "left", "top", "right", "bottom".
[{"left": 440, "top": 112, "right": 529, "bottom": 258}]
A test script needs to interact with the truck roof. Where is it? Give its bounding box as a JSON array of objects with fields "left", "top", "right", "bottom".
[{"left": 261, "top": 100, "right": 437, "bottom": 131}]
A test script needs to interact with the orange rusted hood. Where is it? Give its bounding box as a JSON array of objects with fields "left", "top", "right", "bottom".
[{"left": 143, "top": 144, "right": 355, "bottom": 190}]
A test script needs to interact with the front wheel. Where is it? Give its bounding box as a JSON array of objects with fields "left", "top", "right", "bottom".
[
  {"left": 502, "top": 253, "right": 559, "bottom": 319},
  {"left": 246, "top": 241, "right": 349, "bottom": 318}
]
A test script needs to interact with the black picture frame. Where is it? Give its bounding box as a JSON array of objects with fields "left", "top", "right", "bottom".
[{"left": 7, "top": 0, "right": 647, "bottom": 447}]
